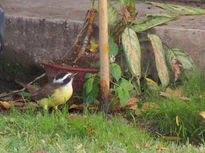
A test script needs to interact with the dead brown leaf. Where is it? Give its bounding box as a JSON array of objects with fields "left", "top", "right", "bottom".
[
  {"left": 171, "top": 57, "right": 182, "bottom": 81},
  {"left": 112, "top": 97, "right": 139, "bottom": 111},
  {"left": 33, "top": 150, "right": 47, "bottom": 153},
  {"left": 141, "top": 102, "right": 158, "bottom": 110},
  {"left": 200, "top": 112, "right": 205, "bottom": 119},
  {"left": 160, "top": 88, "right": 190, "bottom": 101},
  {"left": 121, "top": 6, "right": 132, "bottom": 24},
  {"left": 126, "top": 97, "right": 139, "bottom": 110},
  {"left": 0, "top": 101, "right": 11, "bottom": 109},
  {"left": 87, "top": 127, "right": 96, "bottom": 134},
  {"left": 69, "top": 114, "right": 83, "bottom": 120},
  {"left": 69, "top": 104, "right": 84, "bottom": 110}
]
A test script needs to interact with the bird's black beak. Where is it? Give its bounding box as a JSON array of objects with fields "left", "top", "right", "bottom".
[{"left": 71, "top": 72, "right": 78, "bottom": 78}]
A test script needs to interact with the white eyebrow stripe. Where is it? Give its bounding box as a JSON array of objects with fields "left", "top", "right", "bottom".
[{"left": 53, "top": 73, "right": 71, "bottom": 83}]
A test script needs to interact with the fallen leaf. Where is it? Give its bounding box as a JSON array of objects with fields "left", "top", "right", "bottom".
[
  {"left": 69, "top": 114, "right": 83, "bottom": 120},
  {"left": 121, "top": 6, "right": 132, "bottom": 24},
  {"left": 89, "top": 37, "right": 99, "bottom": 52},
  {"left": 141, "top": 102, "right": 157, "bottom": 110},
  {"left": 176, "top": 116, "right": 179, "bottom": 126},
  {"left": 160, "top": 88, "right": 190, "bottom": 101},
  {"left": 126, "top": 97, "right": 139, "bottom": 110},
  {"left": 69, "top": 104, "right": 83, "bottom": 110},
  {"left": 162, "top": 136, "right": 182, "bottom": 141},
  {"left": 88, "top": 106, "right": 98, "bottom": 110},
  {"left": 0, "top": 101, "right": 11, "bottom": 109},
  {"left": 200, "top": 112, "right": 205, "bottom": 119},
  {"left": 145, "top": 78, "right": 158, "bottom": 87},
  {"left": 87, "top": 127, "right": 96, "bottom": 134},
  {"left": 33, "top": 150, "right": 47, "bottom": 153},
  {"left": 171, "top": 57, "right": 182, "bottom": 81},
  {"left": 136, "top": 144, "right": 140, "bottom": 149},
  {"left": 10, "top": 101, "right": 24, "bottom": 107},
  {"left": 154, "top": 145, "right": 168, "bottom": 150},
  {"left": 75, "top": 144, "right": 83, "bottom": 150}
]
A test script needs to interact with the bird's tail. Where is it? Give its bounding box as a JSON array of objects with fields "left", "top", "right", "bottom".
[{"left": 15, "top": 80, "right": 39, "bottom": 93}]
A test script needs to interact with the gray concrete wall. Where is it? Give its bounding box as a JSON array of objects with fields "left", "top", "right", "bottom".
[{"left": 0, "top": 0, "right": 205, "bottom": 69}]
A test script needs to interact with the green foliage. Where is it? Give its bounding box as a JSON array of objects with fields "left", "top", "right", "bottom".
[
  {"left": 109, "top": 36, "right": 119, "bottom": 60},
  {"left": 147, "top": 1, "right": 205, "bottom": 15},
  {"left": 141, "top": 73, "right": 205, "bottom": 143},
  {"left": 110, "top": 63, "right": 122, "bottom": 81},
  {"left": 83, "top": 73, "right": 99, "bottom": 107},
  {"left": 115, "top": 78, "right": 134, "bottom": 106},
  {"left": 84, "top": 0, "right": 197, "bottom": 108},
  {"left": 108, "top": 2, "right": 119, "bottom": 26},
  {"left": 118, "top": 0, "right": 132, "bottom": 8},
  {"left": 131, "top": 14, "right": 178, "bottom": 32},
  {"left": 122, "top": 28, "right": 141, "bottom": 82},
  {"left": 166, "top": 48, "right": 196, "bottom": 72}
]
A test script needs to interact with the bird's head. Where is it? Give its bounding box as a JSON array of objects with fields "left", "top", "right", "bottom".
[{"left": 53, "top": 72, "right": 78, "bottom": 87}]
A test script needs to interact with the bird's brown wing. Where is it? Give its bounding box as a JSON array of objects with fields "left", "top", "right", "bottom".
[{"left": 31, "top": 84, "right": 60, "bottom": 101}]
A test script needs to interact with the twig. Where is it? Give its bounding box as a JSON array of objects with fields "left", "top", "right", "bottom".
[
  {"left": 73, "top": 8, "right": 97, "bottom": 63},
  {"left": 0, "top": 73, "right": 46, "bottom": 98},
  {"left": 62, "top": 14, "right": 89, "bottom": 59}
]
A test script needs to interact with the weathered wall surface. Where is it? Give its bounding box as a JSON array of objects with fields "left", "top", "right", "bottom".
[
  {"left": 3, "top": 16, "right": 82, "bottom": 65},
  {"left": 0, "top": 0, "right": 205, "bottom": 69}
]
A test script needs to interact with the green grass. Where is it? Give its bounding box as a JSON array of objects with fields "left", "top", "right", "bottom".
[
  {"left": 0, "top": 108, "right": 204, "bottom": 153},
  {"left": 141, "top": 72, "right": 205, "bottom": 143}
]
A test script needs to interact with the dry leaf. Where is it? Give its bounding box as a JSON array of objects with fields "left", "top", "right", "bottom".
[
  {"left": 69, "top": 104, "right": 83, "bottom": 110},
  {"left": 87, "top": 127, "right": 96, "bottom": 134},
  {"left": 162, "top": 136, "right": 182, "bottom": 141},
  {"left": 88, "top": 106, "right": 98, "bottom": 110},
  {"left": 171, "top": 57, "right": 182, "bottom": 81},
  {"left": 33, "top": 150, "right": 47, "bottom": 153},
  {"left": 121, "top": 6, "right": 132, "bottom": 24},
  {"left": 200, "top": 112, "right": 205, "bottom": 119},
  {"left": 69, "top": 114, "right": 83, "bottom": 120},
  {"left": 176, "top": 116, "right": 179, "bottom": 126},
  {"left": 0, "top": 101, "right": 11, "bottom": 109},
  {"left": 125, "top": 97, "right": 139, "bottom": 110},
  {"left": 145, "top": 78, "right": 158, "bottom": 87},
  {"left": 136, "top": 144, "right": 140, "bottom": 149},
  {"left": 160, "top": 88, "right": 190, "bottom": 101},
  {"left": 141, "top": 102, "right": 157, "bottom": 110}
]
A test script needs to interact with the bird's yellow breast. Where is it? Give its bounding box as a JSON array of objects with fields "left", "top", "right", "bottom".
[{"left": 38, "top": 86, "right": 73, "bottom": 108}]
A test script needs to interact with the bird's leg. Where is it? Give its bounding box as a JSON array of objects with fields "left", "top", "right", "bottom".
[
  {"left": 54, "top": 105, "right": 58, "bottom": 110},
  {"left": 44, "top": 105, "right": 48, "bottom": 110}
]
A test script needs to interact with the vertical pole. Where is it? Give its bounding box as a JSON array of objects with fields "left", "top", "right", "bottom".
[{"left": 99, "top": 0, "right": 110, "bottom": 112}]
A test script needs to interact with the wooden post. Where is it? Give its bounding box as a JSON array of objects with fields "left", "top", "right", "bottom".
[{"left": 99, "top": 0, "right": 110, "bottom": 112}]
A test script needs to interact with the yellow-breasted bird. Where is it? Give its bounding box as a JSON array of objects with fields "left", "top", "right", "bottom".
[{"left": 17, "top": 72, "right": 77, "bottom": 109}]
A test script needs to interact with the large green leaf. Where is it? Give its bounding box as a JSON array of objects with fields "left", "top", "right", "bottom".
[
  {"left": 84, "top": 77, "right": 94, "bottom": 95},
  {"left": 83, "top": 83, "right": 99, "bottom": 107},
  {"left": 110, "top": 63, "right": 122, "bottom": 81},
  {"left": 148, "top": 34, "right": 170, "bottom": 88},
  {"left": 148, "top": 1, "right": 205, "bottom": 15},
  {"left": 108, "top": 2, "right": 119, "bottom": 26},
  {"left": 120, "top": 78, "right": 134, "bottom": 91},
  {"left": 122, "top": 27, "right": 141, "bottom": 80},
  {"left": 118, "top": 0, "right": 132, "bottom": 8},
  {"left": 166, "top": 48, "right": 195, "bottom": 72},
  {"left": 116, "top": 87, "right": 129, "bottom": 107},
  {"left": 131, "top": 14, "right": 178, "bottom": 32},
  {"left": 109, "top": 36, "right": 119, "bottom": 59}
]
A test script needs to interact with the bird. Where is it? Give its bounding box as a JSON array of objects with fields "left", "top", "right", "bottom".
[
  {"left": 0, "top": 5, "right": 4, "bottom": 53},
  {"left": 17, "top": 72, "right": 77, "bottom": 109}
]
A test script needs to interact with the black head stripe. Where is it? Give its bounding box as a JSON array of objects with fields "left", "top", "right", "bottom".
[
  {"left": 55, "top": 72, "right": 69, "bottom": 80},
  {"left": 63, "top": 76, "right": 72, "bottom": 85}
]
